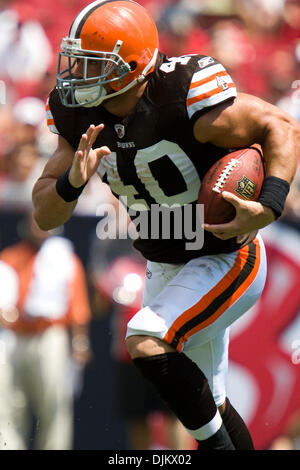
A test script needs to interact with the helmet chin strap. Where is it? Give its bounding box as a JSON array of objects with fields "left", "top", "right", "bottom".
[
  {"left": 74, "top": 78, "right": 140, "bottom": 107},
  {"left": 74, "top": 85, "right": 107, "bottom": 107},
  {"left": 75, "top": 78, "right": 141, "bottom": 107}
]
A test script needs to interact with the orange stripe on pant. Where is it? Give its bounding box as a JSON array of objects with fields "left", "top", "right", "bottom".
[{"left": 163, "top": 239, "right": 260, "bottom": 352}]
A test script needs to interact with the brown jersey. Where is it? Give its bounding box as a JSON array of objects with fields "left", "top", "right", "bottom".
[{"left": 48, "top": 53, "right": 242, "bottom": 263}]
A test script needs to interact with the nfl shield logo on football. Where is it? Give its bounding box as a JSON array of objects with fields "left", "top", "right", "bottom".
[
  {"left": 235, "top": 175, "right": 257, "bottom": 200},
  {"left": 114, "top": 124, "right": 125, "bottom": 139}
]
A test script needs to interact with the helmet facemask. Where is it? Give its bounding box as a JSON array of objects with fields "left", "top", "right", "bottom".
[{"left": 57, "top": 38, "right": 132, "bottom": 107}]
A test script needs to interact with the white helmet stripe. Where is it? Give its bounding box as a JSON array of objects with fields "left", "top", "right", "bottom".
[
  {"left": 69, "top": 0, "right": 109, "bottom": 39},
  {"left": 69, "top": 0, "right": 137, "bottom": 40}
]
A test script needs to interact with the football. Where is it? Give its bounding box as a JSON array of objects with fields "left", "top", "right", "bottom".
[{"left": 198, "top": 147, "right": 265, "bottom": 225}]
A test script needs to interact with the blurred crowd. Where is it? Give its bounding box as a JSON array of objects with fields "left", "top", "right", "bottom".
[{"left": 0, "top": 0, "right": 298, "bottom": 212}]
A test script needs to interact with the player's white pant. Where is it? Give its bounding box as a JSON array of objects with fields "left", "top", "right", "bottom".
[{"left": 126, "top": 234, "right": 267, "bottom": 406}]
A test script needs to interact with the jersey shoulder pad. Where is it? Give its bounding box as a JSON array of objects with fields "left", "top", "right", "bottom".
[
  {"left": 46, "top": 90, "right": 60, "bottom": 135},
  {"left": 186, "top": 55, "right": 237, "bottom": 122},
  {"left": 47, "top": 88, "right": 78, "bottom": 148},
  {"left": 149, "top": 53, "right": 199, "bottom": 106}
]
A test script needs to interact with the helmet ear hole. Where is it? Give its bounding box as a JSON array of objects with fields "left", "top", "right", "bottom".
[{"left": 129, "top": 61, "right": 137, "bottom": 72}]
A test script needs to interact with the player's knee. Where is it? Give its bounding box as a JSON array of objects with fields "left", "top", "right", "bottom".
[
  {"left": 126, "top": 335, "right": 175, "bottom": 359},
  {"left": 126, "top": 335, "right": 156, "bottom": 358},
  {"left": 218, "top": 400, "right": 227, "bottom": 415}
]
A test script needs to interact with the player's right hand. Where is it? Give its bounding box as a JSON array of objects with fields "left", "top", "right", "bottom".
[
  {"left": 203, "top": 191, "right": 276, "bottom": 240},
  {"left": 68, "top": 124, "right": 111, "bottom": 187}
]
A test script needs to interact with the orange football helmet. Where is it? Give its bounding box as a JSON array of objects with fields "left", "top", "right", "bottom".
[{"left": 57, "top": 0, "right": 159, "bottom": 107}]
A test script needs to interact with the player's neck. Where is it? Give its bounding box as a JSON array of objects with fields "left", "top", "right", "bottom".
[{"left": 102, "top": 81, "right": 148, "bottom": 118}]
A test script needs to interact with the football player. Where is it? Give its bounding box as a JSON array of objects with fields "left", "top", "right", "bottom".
[{"left": 32, "top": 0, "right": 300, "bottom": 450}]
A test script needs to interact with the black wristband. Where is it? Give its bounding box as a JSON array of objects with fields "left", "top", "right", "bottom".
[
  {"left": 258, "top": 176, "right": 290, "bottom": 219},
  {"left": 56, "top": 167, "right": 88, "bottom": 202}
]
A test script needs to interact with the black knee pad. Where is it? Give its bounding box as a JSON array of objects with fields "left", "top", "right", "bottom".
[{"left": 133, "top": 352, "right": 217, "bottom": 429}]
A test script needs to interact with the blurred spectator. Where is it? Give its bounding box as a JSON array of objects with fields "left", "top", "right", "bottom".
[
  {"left": 234, "top": 0, "right": 286, "bottom": 33},
  {"left": 229, "top": 0, "right": 299, "bottom": 101},
  {"left": 12, "top": 97, "right": 47, "bottom": 145},
  {"left": 0, "top": 96, "right": 59, "bottom": 208},
  {"left": 0, "top": 104, "right": 14, "bottom": 162},
  {"left": 277, "top": 87, "right": 300, "bottom": 126},
  {"left": 276, "top": 44, "right": 300, "bottom": 124},
  {"left": 276, "top": 44, "right": 300, "bottom": 223},
  {"left": 0, "top": 0, "right": 52, "bottom": 102},
  {"left": 157, "top": 0, "right": 211, "bottom": 57},
  {"left": 157, "top": 0, "right": 299, "bottom": 103},
  {"left": 0, "top": 143, "right": 47, "bottom": 208},
  {"left": 284, "top": 0, "right": 300, "bottom": 31},
  {"left": 0, "top": 97, "right": 44, "bottom": 159},
  {"left": 30, "top": 0, "right": 93, "bottom": 55},
  {"left": 11, "top": 96, "right": 58, "bottom": 156},
  {"left": 0, "top": 212, "right": 92, "bottom": 450},
  {"left": 18, "top": 97, "right": 58, "bottom": 157}
]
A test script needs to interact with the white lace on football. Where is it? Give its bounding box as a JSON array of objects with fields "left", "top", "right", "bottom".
[{"left": 212, "top": 158, "right": 239, "bottom": 193}]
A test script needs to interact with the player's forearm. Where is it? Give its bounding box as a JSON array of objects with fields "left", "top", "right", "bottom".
[
  {"left": 261, "top": 114, "right": 300, "bottom": 183},
  {"left": 32, "top": 177, "right": 77, "bottom": 230}
]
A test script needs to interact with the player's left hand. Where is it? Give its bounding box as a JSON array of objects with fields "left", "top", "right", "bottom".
[{"left": 203, "top": 191, "right": 276, "bottom": 240}]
